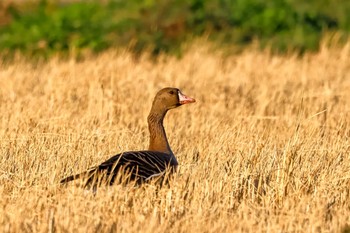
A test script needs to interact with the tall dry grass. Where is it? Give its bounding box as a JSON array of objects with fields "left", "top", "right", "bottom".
[{"left": 0, "top": 43, "right": 349, "bottom": 232}]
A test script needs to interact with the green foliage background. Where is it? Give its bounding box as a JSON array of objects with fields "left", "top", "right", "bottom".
[{"left": 0, "top": 0, "right": 350, "bottom": 58}]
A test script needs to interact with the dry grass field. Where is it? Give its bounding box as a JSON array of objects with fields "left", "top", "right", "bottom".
[{"left": 0, "top": 43, "right": 350, "bottom": 232}]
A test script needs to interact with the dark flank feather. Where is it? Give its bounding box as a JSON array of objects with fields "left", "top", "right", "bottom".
[{"left": 60, "top": 151, "right": 178, "bottom": 187}]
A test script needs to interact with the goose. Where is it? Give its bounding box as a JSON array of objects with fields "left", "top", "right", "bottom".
[{"left": 60, "top": 87, "right": 195, "bottom": 188}]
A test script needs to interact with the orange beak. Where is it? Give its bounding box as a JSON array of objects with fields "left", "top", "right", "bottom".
[{"left": 178, "top": 91, "right": 196, "bottom": 105}]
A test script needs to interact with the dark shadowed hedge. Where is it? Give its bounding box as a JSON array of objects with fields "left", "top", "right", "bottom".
[{"left": 0, "top": 0, "right": 349, "bottom": 58}]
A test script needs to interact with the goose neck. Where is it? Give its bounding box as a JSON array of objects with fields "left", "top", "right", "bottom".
[{"left": 147, "top": 112, "right": 172, "bottom": 154}]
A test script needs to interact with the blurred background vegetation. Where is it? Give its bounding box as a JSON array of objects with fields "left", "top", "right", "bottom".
[{"left": 0, "top": 0, "right": 350, "bottom": 59}]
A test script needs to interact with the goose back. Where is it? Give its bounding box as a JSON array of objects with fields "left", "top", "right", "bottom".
[{"left": 61, "top": 151, "right": 178, "bottom": 187}]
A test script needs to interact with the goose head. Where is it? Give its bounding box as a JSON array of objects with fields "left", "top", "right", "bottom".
[{"left": 152, "top": 87, "right": 196, "bottom": 111}]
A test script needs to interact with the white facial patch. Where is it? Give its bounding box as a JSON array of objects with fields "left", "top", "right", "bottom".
[
  {"left": 178, "top": 91, "right": 188, "bottom": 102},
  {"left": 178, "top": 90, "right": 196, "bottom": 104}
]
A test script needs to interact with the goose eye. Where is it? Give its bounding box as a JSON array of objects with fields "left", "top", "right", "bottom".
[{"left": 169, "top": 90, "right": 174, "bottom": 95}]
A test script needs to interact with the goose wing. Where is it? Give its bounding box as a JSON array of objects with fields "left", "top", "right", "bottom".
[
  {"left": 60, "top": 150, "right": 178, "bottom": 186},
  {"left": 96, "top": 150, "right": 177, "bottom": 180}
]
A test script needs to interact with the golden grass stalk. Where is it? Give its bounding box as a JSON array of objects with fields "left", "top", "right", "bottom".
[{"left": 0, "top": 43, "right": 349, "bottom": 232}]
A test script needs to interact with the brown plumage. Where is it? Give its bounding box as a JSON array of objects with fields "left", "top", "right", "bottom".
[{"left": 60, "top": 87, "right": 195, "bottom": 188}]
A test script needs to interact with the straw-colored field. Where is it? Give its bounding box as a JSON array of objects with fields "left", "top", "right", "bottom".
[{"left": 0, "top": 44, "right": 349, "bottom": 232}]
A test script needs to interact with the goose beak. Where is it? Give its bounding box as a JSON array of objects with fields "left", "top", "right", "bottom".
[{"left": 178, "top": 91, "right": 196, "bottom": 105}]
